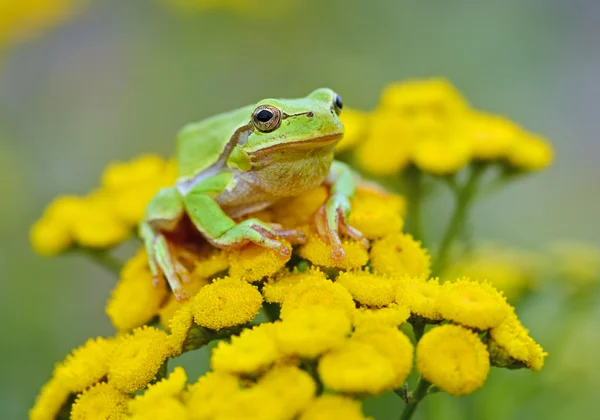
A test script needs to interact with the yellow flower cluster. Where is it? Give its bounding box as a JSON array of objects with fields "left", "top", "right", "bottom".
[
  {"left": 0, "top": 0, "right": 78, "bottom": 51},
  {"left": 30, "top": 155, "right": 176, "bottom": 255},
  {"left": 339, "top": 78, "right": 553, "bottom": 176}
]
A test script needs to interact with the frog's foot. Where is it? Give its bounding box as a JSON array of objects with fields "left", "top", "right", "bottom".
[
  {"left": 315, "top": 194, "right": 369, "bottom": 263},
  {"left": 211, "top": 219, "right": 303, "bottom": 259},
  {"left": 148, "top": 233, "right": 191, "bottom": 302}
]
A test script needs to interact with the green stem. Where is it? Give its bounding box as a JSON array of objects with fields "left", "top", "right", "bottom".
[
  {"left": 432, "top": 165, "right": 484, "bottom": 275},
  {"left": 405, "top": 167, "right": 424, "bottom": 241},
  {"left": 400, "top": 377, "right": 431, "bottom": 420},
  {"left": 79, "top": 248, "right": 124, "bottom": 275},
  {"left": 411, "top": 319, "right": 426, "bottom": 342},
  {"left": 182, "top": 324, "right": 243, "bottom": 353},
  {"left": 262, "top": 302, "right": 280, "bottom": 322}
]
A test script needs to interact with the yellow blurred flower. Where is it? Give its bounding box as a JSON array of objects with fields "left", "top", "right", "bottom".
[
  {"left": 211, "top": 323, "right": 280, "bottom": 376},
  {"left": 159, "top": 278, "right": 207, "bottom": 330},
  {"left": 128, "top": 397, "right": 188, "bottom": 420},
  {"left": 337, "top": 108, "right": 369, "bottom": 153},
  {"left": 279, "top": 277, "right": 355, "bottom": 320},
  {"left": 53, "top": 336, "right": 115, "bottom": 392},
  {"left": 489, "top": 308, "right": 547, "bottom": 371},
  {"left": 30, "top": 377, "right": 71, "bottom": 420},
  {"left": 318, "top": 340, "right": 396, "bottom": 394},
  {"left": 108, "top": 327, "right": 171, "bottom": 393},
  {"left": 262, "top": 267, "right": 328, "bottom": 304},
  {"left": 30, "top": 196, "right": 82, "bottom": 255},
  {"left": 507, "top": 133, "right": 553, "bottom": 171},
  {"left": 395, "top": 277, "right": 442, "bottom": 321},
  {"left": 547, "top": 241, "right": 600, "bottom": 292},
  {"left": 352, "top": 304, "right": 410, "bottom": 329},
  {"left": 411, "top": 133, "right": 472, "bottom": 175},
  {"left": 212, "top": 386, "right": 289, "bottom": 420},
  {"left": 417, "top": 324, "right": 490, "bottom": 396},
  {"left": 70, "top": 382, "right": 128, "bottom": 420},
  {"left": 275, "top": 305, "right": 351, "bottom": 358},
  {"left": 258, "top": 366, "right": 316, "bottom": 417},
  {"left": 190, "top": 249, "right": 229, "bottom": 279},
  {"left": 352, "top": 326, "right": 414, "bottom": 387},
  {"left": 437, "top": 278, "right": 510, "bottom": 330},
  {"left": 106, "top": 249, "right": 167, "bottom": 332},
  {"left": 348, "top": 189, "right": 405, "bottom": 239},
  {"left": 299, "top": 395, "right": 369, "bottom": 420},
  {"left": 184, "top": 371, "right": 240, "bottom": 420},
  {"left": 468, "top": 112, "right": 521, "bottom": 160},
  {"left": 336, "top": 270, "right": 399, "bottom": 307},
  {"left": 270, "top": 187, "right": 327, "bottom": 227},
  {"left": 128, "top": 367, "right": 187, "bottom": 414},
  {"left": 370, "top": 232, "right": 431, "bottom": 278},
  {"left": 298, "top": 233, "right": 368, "bottom": 270},
  {"left": 228, "top": 241, "right": 290, "bottom": 282},
  {"left": 190, "top": 277, "right": 262, "bottom": 330}
]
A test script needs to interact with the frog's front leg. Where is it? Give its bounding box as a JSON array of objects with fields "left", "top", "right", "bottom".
[
  {"left": 183, "top": 176, "right": 306, "bottom": 258},
  {"left": 316, "top": 160, "right": 368, "bottom": 262}
]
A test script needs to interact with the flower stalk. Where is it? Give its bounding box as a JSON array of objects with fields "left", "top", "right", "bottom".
[{"left": 399, "top": 376, "right": 432, "bottom": 420}]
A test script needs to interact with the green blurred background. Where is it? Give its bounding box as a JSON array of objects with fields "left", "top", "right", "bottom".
[{"left": 1, "top": 0, "right": 599, "bottom": 418}]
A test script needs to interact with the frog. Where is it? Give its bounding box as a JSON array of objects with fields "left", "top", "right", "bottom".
[{"left": 140, "top": 88, "right": 367, "bottom": 301}]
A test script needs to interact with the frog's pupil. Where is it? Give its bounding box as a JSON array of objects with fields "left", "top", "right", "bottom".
[
  {"left": 256, "top": 109, "right": 273, "bottom": 122},
  {"left": 335, "top": 95, "right": 343, "bottom": 110}
]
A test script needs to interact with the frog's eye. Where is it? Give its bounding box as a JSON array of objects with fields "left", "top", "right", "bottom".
[
  {"left": 252, "top": 105, "right": 281, "bottom": 132},
  {"left": 333, "top": 94, "right": 343, "bottom": 115}
]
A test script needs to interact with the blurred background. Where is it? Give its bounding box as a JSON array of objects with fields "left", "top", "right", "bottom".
[{"left": 1, "top": 0, "right": 599, "bottom": 419}]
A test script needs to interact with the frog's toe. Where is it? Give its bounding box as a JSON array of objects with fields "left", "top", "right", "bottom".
[{"left": 173, "top": 288, "right": 190, "bottom": 303}]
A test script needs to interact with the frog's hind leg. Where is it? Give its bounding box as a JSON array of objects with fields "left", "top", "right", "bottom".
[{"left": 140, "top": 186, "right": 189, "bottom": 301}]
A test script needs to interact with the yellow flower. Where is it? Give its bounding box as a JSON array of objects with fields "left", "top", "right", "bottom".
[
  {"left": 184, "top": 371, "right": 240, "bottom": 420},
  {"left": 262, "top": 267, "right": 328, "bottom": 304},
  {"left": 190, "top": 277, "right": 262, "bottom": 330},
  {"left": 352, "top": 326, "right": 414, "bottom": 387},
  {"left": 507, "top": 133, "right": 553, "bottom": 171},
  {"left": 352, "top": 304, "right": 410, "bottom": 329},
  {"left": 167, "top": 305, "right": 195, "bottom": 354},
  {"left": 129, "top": 367, "right": 187, "bottom": 413},
  {"left": 258, "top": 365, "right": 316, "bottom": 417},
  {"left": 106, "top": 249, "right": 167, "bottom": 332},
  {"left": 270, "top": 187, "right": 328, "bottom": 228},
  {"left": 298, "top": 233, "right": 368, "bottom": 270},
  {"left": 159, "top": 278, "right": 208, "bottom": 330},
  {"left": 211, "top": 323, "right": 280, "bottom": 376},
  {"left": 108, "top": 326, "right": 171, "bottom": 393},
  {"left": 370, "top": 232, "right": 431, "bottom": 278},
  {"left": 190, "top": 249, "right": 229, "bottom": 279},
  {"left": 53, "top": 336, "right": 115, "bottom": 392},
  {"left": 336, "top": 270, "right": 399, "bottom": 307},
  {"left": 212, "top": 387, "right": 288, "bottom": 420},
  {"left": 275, "top": 306, "right": 351, "bottom": 358},
  {"left": 416, "top": 324, "right": 490, "bottom": 396},
  {"left": 395, "top": 277, "right": 442, "bottom": 321},
  {"left": 547, "top": 241, "right": 600, "bottom": 292},
  {"left": 279, "top": 277, "right": 355, "bottom": 320},
  {"left": 489, "top": 308, "right": 547, "bottom": 371},
  {"left": 336, "top": 107, "right": 369, "bottom": 152},
  {"left": 437, "top": 278, "right": 510, "bottom": 330},
  {"left": 299, "top": 395, "right": 369, "bottom": 420},
  {"left": 30, "top": 195, "right": 82, "bottom": 255},
  {"left": 411, "top": 134, "right": 472, "bottom": 175},
  {"left": 348, "top": 189, "right": 405, "bottom": 239},
  {"left": 129, "top": 398, "right": 189, "bottom": 420},
  {"left": 70, "top": 383, "right": 128, "bottom": 420},
  {"left": 228, "top": 242, "right": 291, "bottom": 282},
  {"left": 30, "top": 377, "right": 71, "bottom": 420},
  {"left": 318, "top": 340, "right": 396, "bottom": 394},
  {"left": 468, "top": 112, "right": 521, "bottom": 160}
]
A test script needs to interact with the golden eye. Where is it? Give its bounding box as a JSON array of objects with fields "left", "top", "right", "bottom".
[{"left": 252, "top": 105, "right": 281, "bottom": 132}]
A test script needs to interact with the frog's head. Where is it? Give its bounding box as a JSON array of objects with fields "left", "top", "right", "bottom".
[{"left": 229, "top": 88, "right": 344, "bottom": 168}]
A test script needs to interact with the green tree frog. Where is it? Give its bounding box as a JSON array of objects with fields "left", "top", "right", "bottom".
[{"left": 140, "top": 88, "right": 366, "bottom": 300}]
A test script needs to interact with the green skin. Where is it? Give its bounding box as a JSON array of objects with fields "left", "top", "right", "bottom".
[{"left": 140, "top": 88, "right": 366, "bottom": 300}]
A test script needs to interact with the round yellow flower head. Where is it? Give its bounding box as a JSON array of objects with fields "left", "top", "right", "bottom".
[
  {"left": 190, "top": 249, "right": 230, "bottom": 279},
  {"left": 270, "top": 186, "right": 328, "bottom": 227},
  {"left": 30, "top": 377, "right": 71, "bottom": 420},
  {"left": 53, "top": 336, "right": 115, "bottom": 392},
  {"left": 411, "top": 133, "right": 472, "bottom": 175},
  {"left": 275, "top": 305, "right": 351, "bottom": 358},
  {"left": 184, "top": 371, "right": 240, "bottom": 419},
  {"left": 437, "top": 278, "right": 510, "bottom": 330},
  {"left": 101, "top": 154, "right": 166, "bottom": 190},
  {"left": 352, "top": 304, "right": 410, "bottom": 329},
  {"left": 106, "top": 249, "right": 167, "bottom": 332},
  {"left": 299, "top": 395, "right": 369, "bottom": 420},
  {"left": 212, "top": 386, "right": 289, "bottom": 420},
  {"left": 108, "top": 326, "right": 171, "bottom": 393},
  {"left": 298, "top": 233, "right": 368, "bottom": 270},
  {"left": 417, "top": 324, "right": 490, "bottom": 396},
  {"left": 167, "top": 305, "right": 195, "bottom": 354},
  {"left": 336, "top": 107, "right": 369, "bottom": 152},
  {"left": 468, "top": 112, "right": 521, "bottom": 160},
  {"left": 489, "top": 309, "right": 547, "bottom": 371},
  {"left": 348, "top": 189, "right": 405, "bottom": 239},
  {"left": 507, "top": 133, "right": 553, "bottom": 171},
  {"left": 70, "top": 383, "right": 128, "bottom": 420},
  {"left": 352, "top": 326, "right": 414, "bottom": 387},
  {"left": 279, "top": 277, "right": 356, "bottom": 320},
  {"left": 190, "top": 277, "right": 262, "bottom": 330},
  {"left": 258, "top": 366, "right": 316, "bottom": 417},
  {"left": 336, "top": 270, "right": 399, "bottom": 307},
  {"left": 129, "top": 367, "right": 187, "bottom": 413},
  {"left": 395, "top": 277, "right": 442, "bottom": 321},
  {"left": 30, "top": 195, "right": 83, "bottom": 255},
  {"left": 262, "top": 267, "right": 328, "bottom": 304},
  {"left": 227, "top": 241, "right": 291, "bottom": 282},
  {"left": 211, "top": 323, "right": 280, "bottom": 376},
  {"left": 370, "top": 232, "right": 431, "bottom": 278},
  {"left": 318, "top": 340, "right": 397, "bottom": 394},
  {"left": 159, "top": 277, "right": 208, "bottom": 330}
]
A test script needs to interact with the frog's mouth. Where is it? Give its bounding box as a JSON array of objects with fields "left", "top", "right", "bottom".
[{"left": 249, "top": 132, "right": 343, "bottom": 157}]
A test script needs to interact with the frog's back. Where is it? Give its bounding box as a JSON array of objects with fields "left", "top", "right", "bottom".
[{"left": 176, "top": 105, "right": 253, "bottom": 180}]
